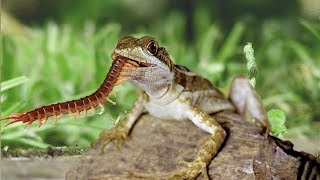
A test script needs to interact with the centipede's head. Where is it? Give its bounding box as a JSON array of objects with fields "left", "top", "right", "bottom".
[{"left": 112, "top": 36, "right": 175, "bottom": 98}]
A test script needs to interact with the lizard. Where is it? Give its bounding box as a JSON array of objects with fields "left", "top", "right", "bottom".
[
  {"left": 1, "top": 35, "right": 270, "bottom": 179},
  {"left": 92, "top": 36, "right": 270, "bottom": 179}
]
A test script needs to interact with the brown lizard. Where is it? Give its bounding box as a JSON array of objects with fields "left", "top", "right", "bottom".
[
  {"left": 1, "top": 35, "right": 271, "bottom": 179},
  {"left": 92, "top": 36, "right": 270, "bottom": 179}
]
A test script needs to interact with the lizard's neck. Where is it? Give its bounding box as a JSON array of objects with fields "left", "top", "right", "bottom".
[
  {"left": 128, "top": 66, "right": 175, "bottom": 99},
  {"left": 146, "top": 67, "right": 186, "bottom": 104},
  {"left": 129, "top": 65, "right": 186, "bottom": 104},
  {"left": 148, "top": 83, "right": 184, "bottom": 105},
  {"left": 144, "top": 84, "right": 171, "bottom": 99}
]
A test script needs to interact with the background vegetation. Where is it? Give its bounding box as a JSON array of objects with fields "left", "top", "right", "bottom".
[{"left": 1, "top": 0, "right": 319, "bottom": 154}]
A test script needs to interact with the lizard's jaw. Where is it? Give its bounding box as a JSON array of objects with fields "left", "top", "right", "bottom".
[
  {"left": 111, "top": 52, "right": 155, "bottom": 68},
  {"left": 121, "top": 56, "right": 155, "bottom": 68}
]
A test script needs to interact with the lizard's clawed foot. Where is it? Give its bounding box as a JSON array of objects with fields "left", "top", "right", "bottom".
[
  {"left": 168, "top": 160, "right": 209, "bottom": 180},
  {"left": 91, "top": 123, "right": 130, "bottom": 152}
]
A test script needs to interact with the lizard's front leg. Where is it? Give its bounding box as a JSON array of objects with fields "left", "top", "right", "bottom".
[
  {"left": 169, "top": 98, "right": 226, "bottom": 180},
  {"left": 92, "top": 93, "right": 145, "bottom": 151}
]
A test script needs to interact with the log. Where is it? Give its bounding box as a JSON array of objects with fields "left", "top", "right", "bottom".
[{"left": 67, "top": 111, "right": 320, "bottom": 179}]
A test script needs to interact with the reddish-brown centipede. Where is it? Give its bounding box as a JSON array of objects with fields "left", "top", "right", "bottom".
[{"left": 1, "top": 56, "right": 148, "bottom": 129}]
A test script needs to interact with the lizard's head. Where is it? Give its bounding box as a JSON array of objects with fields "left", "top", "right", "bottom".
[{"left": 112, "top": 36, "right": 174, "bottom": 98}]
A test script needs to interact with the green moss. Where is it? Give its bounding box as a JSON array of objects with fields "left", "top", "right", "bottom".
[{"left": 1, "top": 146, "right": 87, "bottom": 158}]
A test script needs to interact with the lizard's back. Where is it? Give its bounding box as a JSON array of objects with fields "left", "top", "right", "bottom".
[
  {"left": 173, "top": 65, "right": 235, "bottom": 114},
  {"left": 144, "top": 65, "right": 234, "bottom": 120}
]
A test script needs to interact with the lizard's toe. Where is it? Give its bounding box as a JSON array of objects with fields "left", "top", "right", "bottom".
[
  {"left": 169, "top": 160, "right": 209, "bottom": 180},
  {"left": 91, "top": 125, "right": 130, "bottom": 152}
]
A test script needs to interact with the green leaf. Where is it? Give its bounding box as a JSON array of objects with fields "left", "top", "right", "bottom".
[
  {"left": 267, "top": 109, "right": 288, "bottom": 136},
  {"left": 1, "top": 76, "right": 29, "bottom": 92}
]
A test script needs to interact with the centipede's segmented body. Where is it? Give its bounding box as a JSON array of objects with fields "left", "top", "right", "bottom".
[{"left": 1, "top": 56, "right": 139, "bottom": 129}]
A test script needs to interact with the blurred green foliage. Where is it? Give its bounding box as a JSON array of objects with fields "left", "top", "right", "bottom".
[
  {"left": 1, "top": 1, "right": 319, "bottom": 149},
  {"left": 1, "top": 22, "right": 133, "bottom": 147}
]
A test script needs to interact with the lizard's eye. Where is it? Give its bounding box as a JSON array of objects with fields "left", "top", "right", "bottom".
[{"left": 147, "top": 41, "right": 158, "bottom": 55}]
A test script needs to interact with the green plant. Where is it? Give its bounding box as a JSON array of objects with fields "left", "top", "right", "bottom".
[{"left": 1, "top": 22, "right": 134, "bottom": 148}]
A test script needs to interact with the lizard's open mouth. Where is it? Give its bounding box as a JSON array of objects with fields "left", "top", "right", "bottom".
[
  {"left": 114, "top": 55, "right": 155, "bottom": 68},
  {"left": 127, "top": 58, "right": 155, "bottom": 67}
]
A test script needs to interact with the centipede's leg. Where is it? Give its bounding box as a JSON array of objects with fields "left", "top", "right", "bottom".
[
  {"left": 38, "top": 116, "right": 43, "bottom": 128},
  {"left": 42, "top": 108, "right": 49, "bottom": 124},
  {"left": 1, "top": 115, "right": 20, "bottom": 127},
  {"left": 83, "top": 108, "right": 88, "bottom": 116},
  {"left": 91, "top": 106, "right": 95, "bottom": 116},
  {"left": 43, "top": 115, "right": 48, "bottom": 124},
  {"left": 36, "top": 111, "right": 43, "bottom": 128},
  {"left": 105, "top": 97, "right": 116, "bottom": 105},
  {"left": 69, "top": 110, "right": 77, "bottom": 120},
  {"left": 110, "top": 91, "right": 117, "bottom": 98},
  {"left": 76, "top": 109, "right": 80, "bottom": 118},
  {"left": 98, "top": 103, "right": 105, "bottom": 115},
  {"left": 53, "top": 112, "right": 59, "bottom": 124},
  {"left": 24, "top": 120, "right": 33, "bottom": 130},
  {"left": 0, "top": 112, "right": 35, "bottom": 130},
  {"left": 57, "top": 111, "right": 64, "bottom": 121}
]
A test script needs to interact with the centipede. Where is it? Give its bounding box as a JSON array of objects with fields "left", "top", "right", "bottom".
[{"left": 1, "top": 56, "right": 147, "bottom": 129}]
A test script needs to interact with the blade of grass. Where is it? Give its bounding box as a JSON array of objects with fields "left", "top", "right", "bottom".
[
  {"left": 300, "top": 19, "right": 320, "bottom": 41},
  {"left": 198, "top": 24, "right": 220, "bottom": 63},
  {"left": 1, "top": 76, "right": 29, "bottom": 92},
  {"left": 217, "top": 21, "right": 245, "bottom": 62}
]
